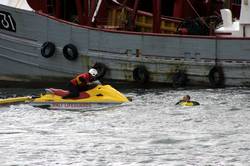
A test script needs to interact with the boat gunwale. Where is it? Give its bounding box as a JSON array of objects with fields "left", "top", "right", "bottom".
[
  {"left": 0, "top": 3, "right": 249, "bottom": 41},
  {"left": 35, "top": 10, "right": 250, "bottom": 41}
]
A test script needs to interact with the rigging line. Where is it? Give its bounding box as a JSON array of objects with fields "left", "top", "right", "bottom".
[
  {"left": 185, "top": 0, "right": 209, "bottom": 28},
  {"left": 91, "top": 0, "right": 103, "bottom": 22}
]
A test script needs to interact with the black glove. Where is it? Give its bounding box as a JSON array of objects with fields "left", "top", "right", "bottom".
[
  {"left": 90, "top": 77, "right": 97, "bottom": 82},
  {"left": 79, "top": 77, "right": 86, "bottom": 84}
]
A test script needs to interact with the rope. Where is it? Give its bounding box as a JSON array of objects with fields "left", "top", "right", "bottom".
[{"left": 185, "top": 0, "right": 209, "bottom": 28}]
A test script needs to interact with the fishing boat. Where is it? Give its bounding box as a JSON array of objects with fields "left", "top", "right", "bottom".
[
  {"left": 0, "top": 0, "right": 249, "bottom": 87},
  {"left": 0, "top": 84, "right": 130, "bottom": 110}
]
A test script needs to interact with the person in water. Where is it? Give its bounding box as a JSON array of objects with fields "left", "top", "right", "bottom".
[
  {"left": 175, "top": 95, "right": 200, "bottom": 106},
  {"left": 62, "top": 68, "right": 98, "bottom": 99}
]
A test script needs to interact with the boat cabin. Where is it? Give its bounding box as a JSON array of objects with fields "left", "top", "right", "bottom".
[{"left": 26, "top": 0, "right": 241, "bottom": 35}]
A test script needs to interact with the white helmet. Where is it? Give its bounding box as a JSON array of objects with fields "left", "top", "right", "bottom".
[{"left": 88, "top": 68, "right": 98, "bottom": 77}]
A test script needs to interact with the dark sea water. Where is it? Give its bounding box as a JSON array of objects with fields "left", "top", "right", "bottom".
[{"left": 0, "top": 87, "right": 250, "bottom": 166}]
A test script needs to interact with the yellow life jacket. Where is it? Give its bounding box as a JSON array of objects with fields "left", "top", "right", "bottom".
[{"left": 179, "top": 101, "right": 200, "bottom": 106}]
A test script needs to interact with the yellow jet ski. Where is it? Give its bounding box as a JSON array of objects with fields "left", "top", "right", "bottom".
[
  {"left": 29, "top": 84, "right": 130, "bottom": 109},
  {"left": 0, "top": 85, "right": 130, "bottom": 110},
  {"left": 0, "top": 96, "right": 33, "bottom": 105}
]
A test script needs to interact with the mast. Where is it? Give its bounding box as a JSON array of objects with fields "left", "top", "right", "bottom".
[
  {"left": 173, "top": 0, "right": 184, "bottom": 18},
  {"left": 55, "top": 0, "right": 61, "bottom": 18},
  {"left": 153, "top": 0, "right": 161, "bottom": 33}
]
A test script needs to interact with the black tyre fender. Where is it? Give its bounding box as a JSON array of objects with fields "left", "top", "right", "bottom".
[
  {"left": 133, "top": 66, "right": 149, "bottom": 83},
  {"left": 172, "top": 71, "right": 188, "bottom": 87},
  {"left": 92, "top": 63, "right": 107, "bottom": 79},
  {"left": 63, "top": 44, "right": 78, "bottom": 60},
  {"left": 208, "top": 66, "right": 224, "bottom": 87},
  {"left": 41, "top": 42, "right": 56, "bottom": 58}
]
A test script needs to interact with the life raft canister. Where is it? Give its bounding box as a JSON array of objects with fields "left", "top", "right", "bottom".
[
  {"left": 208, "top": 66, "right": 224, "bottom": 88},
  {"left": 172, "top": 70, "right": 188, "bottom": 87},
  {"left": 133, "top": 66, "right": 149, "bottom": 83},
  {"left": 92, "top": 63, "right": 107, "bottom": 79},
  {"left": 41, "top": 42, "right": 56, "bottom": 58},
  {"left": 63, "top": 44, "right": 78, "bottom": 60}
]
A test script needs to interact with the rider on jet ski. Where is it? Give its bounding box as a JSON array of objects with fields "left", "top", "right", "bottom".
[
  {"left": 63, "top": 68, "right": 98, "bottom": 99},
  {"left": 46, "top": 68, "right": 99, "bottom": 98}
]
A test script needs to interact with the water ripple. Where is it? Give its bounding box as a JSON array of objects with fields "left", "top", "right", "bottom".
[
  {"left": 150, "top": 138, "right": 185, "bottom": 145},
  {"left": 0, "top": 87, "right": 250, "bottom": 165}
]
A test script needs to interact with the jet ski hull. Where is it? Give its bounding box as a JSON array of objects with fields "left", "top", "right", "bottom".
[
  {"left": 29, "top": 85, "right": 129, "bottom": 110},
  {"left": 0, "top": 85, "right": 129, "bottom": 110},
  {"left": 30, "top": 102, "right": 122, "bottom": 110}
]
